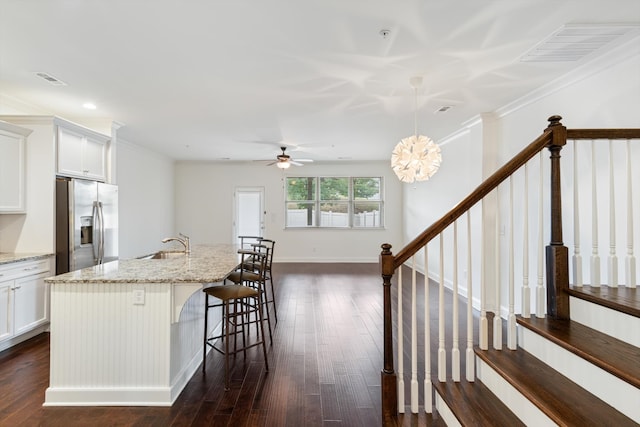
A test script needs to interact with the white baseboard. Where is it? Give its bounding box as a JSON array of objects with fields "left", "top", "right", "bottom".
[
  {"left": 43, "top": 387, "right": 173, "bottom": 406},
  {"left": 275, "top": 257, "right": 378, "bottom": 263},
  {"left": 0, "top": 324, "right": 49, "bottom": 353}
]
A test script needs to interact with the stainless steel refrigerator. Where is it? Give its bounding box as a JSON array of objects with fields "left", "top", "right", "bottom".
[{"left": 56, "top": 177, "right": 119, "bottom": 274}]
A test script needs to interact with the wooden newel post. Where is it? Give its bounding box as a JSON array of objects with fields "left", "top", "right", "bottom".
[
  {"left": 380, "top": 243, "right": 398, "bottom": 426},
  {"left": 545, "top": 115, "right": 570, "bottom": 319}
]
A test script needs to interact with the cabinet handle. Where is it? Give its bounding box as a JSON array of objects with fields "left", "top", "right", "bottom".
[
  {"left": 83, "top": 170, "right": 89, "bottom": 175},
  {"left": 23, "top": 266, "right": 39, "bottom": 271}
]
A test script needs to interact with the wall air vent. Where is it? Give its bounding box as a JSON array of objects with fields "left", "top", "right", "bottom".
[
  {"left": 434, "top": 106, "right": 452, "bottom": 113},
  {"left": 520, "top": 24, "right": 640, "bottom": 62},
  {"left": 34, "top": 72, "right": 67, "bottom": 86}
]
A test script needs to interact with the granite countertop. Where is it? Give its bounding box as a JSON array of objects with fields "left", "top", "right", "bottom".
[
  {"left": 45, "top": 244, "right": 240, "bottom": 284},
  {"left": 0, "top": 252, "right": 53, "bottom": 266}
]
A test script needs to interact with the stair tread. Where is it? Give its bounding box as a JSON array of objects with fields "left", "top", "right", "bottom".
[
  {"left": 517, "top": 315, "right": 640, "bottom": 388},
  {"left": 433, "top": 379, "right": 525, "bottom": 427},
  {"left": 475, "top": 346, "right": 636, "bottom": 426},
  {"left": 568, "top": 285, "right": 640, "bottom": 318}
]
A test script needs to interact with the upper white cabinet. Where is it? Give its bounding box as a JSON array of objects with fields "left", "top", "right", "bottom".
[
  {"left": 57, "top": 124, "right": 108, "bottom": 181},
  {"left": 0, "top": 121, "right": 31, "bottom": 213}
]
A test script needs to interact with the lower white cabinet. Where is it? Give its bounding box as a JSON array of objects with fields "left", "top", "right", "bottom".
[{"left": 0, "top": 259, "right": 50, "bottom": 347}]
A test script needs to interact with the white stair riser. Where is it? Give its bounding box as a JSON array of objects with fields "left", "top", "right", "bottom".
[
  {"left": 475, "top": 357, "right": 556, "bottom": 426},
  {"left": 570, "top": 296, "right": 640, "bottom": 347},
  {"left": 518, "top": 326, "right": 640, "bottom": 423},
  {"left": 434, "top": 393, "right": 463, "bottom": 427}
]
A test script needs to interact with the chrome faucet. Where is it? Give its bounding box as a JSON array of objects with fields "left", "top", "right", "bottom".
[{"left": 162, "top": 233, "right": 191, "bottom": 253}]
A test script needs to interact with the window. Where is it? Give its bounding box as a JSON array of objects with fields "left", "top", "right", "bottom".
[{"left": 285, "top": 176, "right": 383, "bottom": 228}]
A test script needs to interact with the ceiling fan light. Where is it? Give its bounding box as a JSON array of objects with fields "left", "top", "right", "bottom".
[{"left": 277, "top": 161, "right": 290, "bottom": 169}]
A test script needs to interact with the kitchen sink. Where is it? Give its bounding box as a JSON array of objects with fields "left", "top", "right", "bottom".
[{"left": 149, "top": 251, "right": 187, "bottom": 259}]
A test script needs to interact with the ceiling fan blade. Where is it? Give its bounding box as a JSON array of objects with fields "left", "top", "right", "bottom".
[
  {"left": 294, "top": 158, "right": 314, "bottom": 163},
  {"left": 265, "top": 161, "right": 277, "bottom": 166},
  {"left": 290, "top": 161, "right": 304, "bottom": 166}
]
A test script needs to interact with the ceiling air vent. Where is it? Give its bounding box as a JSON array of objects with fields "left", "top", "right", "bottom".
[
  {"left": 34, "top": 72, "right": 67, "bottom": 86},
  {"left": 520, "top": 24, "right": 640, "bottom": 62},
  {"left": 434, "top": 106, "right": 452, "bottom": 114}
]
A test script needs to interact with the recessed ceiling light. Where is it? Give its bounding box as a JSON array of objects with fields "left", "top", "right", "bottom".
[{"left": 83, "top": 102, "right": 97, "bottom": 110}]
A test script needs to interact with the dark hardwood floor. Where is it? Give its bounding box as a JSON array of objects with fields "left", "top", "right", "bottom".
[{"left": 0, "top": 263, "right": 399, "bottom": 427}]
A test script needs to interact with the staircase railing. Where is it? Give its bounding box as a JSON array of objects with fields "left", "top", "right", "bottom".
[{"left": 379, "top": 116, "right": 640, "bottom": 425}]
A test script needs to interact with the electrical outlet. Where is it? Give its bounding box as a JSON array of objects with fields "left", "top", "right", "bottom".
[{"left": 133, "top": 289, "right": 145, "bottom": 305}]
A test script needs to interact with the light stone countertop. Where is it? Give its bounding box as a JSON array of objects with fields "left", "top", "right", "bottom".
[
  {"left": 0, "top": 252, "right": 53, "bottom": 265},
  {"left": 44, "top": 244, "right": 240, "bottom": 284}
]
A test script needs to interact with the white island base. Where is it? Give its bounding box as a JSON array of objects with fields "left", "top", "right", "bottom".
[{"left": 44, "top": 281, "right": 213, "bottom": 406}]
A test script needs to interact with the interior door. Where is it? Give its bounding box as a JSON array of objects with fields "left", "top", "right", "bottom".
[{"left": 233, "top": 187, "right": 265, "bottom": 245}]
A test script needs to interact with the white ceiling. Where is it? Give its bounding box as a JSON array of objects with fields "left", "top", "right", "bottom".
[{"left": 1, "top": 0, "right": 638, "bottom": 163}]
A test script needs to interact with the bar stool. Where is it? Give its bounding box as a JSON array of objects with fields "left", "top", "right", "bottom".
[
  {"left": 202, "top": 251, "right": 269, "bottom": 390},
  {"left": 226, "top": 246, "right": 273, "bottom": 344},
  {"left": 251, "top": 239, "right": 277, "bottom": 325}
]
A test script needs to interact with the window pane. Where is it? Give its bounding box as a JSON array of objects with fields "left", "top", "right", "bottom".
[
  {"left": 286, "top": 202, "right": 316, "bottom": 227},
  {"left": 353, "top": 202, "right": 382, "bottom": 227},
  {"left": 320, "top": 202, "right": 348, "bottom": 227},
  {"left": 286, "top": 177, "right": 316, "bottom": 201},
  {"left": 320, "top": 177, "right": 349, "bottom": 200},
  {"left": 353, "top": 177, "right": 381, "bottom": 200}
]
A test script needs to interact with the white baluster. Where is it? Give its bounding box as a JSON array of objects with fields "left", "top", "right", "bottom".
[
  {"left": 608, "top": 140, "right": 618, "bottom": 287},
  {"left": 522, "top": 162, "right": 531, "bottom": 317},
  {"left": 438, "top": 233, "right": 446, "bottom": 382},
  {"left": 480, "top": 199, "right": 489, "bottom": 349},
  {"left": 424, "top": 245, "right": 432, "bottom": 412},
  {"left": 466, "top": 210, "right": 475, "bottom": 382},
  {"left": 397, "top": 266, "right": 404, "bottom": 412},
  {"left": 537, "top": 152, "right": 545, "bottom": 318},
  {"left": 573, "top": 139, "right": 583, "bottom": 287},
  {"left": 411, "top": 257, "right": 418, "bottom": 413},
  {"left": 494, "top": 189, "right": 502, "bottom": 350},
  {"left": 452, "top": 221, "right": 460, "bottom": 381},
  {"left": 626, "top": 140, "right": 637, "bottom": 288},
  {"left": 508, "top": 176, "right": 516, "bottom": 350},
  {"left": 591, "top": 140, "right": 601, "bottom": 287}
]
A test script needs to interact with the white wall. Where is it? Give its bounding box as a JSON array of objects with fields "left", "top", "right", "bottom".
[
  {"left": 116, "top": 139, "right": 176, "bottom": 259},
  {"left": 0, "top": 119, "right": 56, "bottom": 253},
  {"left": 174, "top": 160, "right": 403, "bottom": 262}
]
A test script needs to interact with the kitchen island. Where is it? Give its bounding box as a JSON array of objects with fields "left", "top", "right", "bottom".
[{"left": 43, "top": 244, "right": 239, "bottom": 407}]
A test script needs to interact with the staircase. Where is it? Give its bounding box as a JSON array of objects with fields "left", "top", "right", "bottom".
[{"left": 379, "top": 117, "right": 640, "bottom": 426}]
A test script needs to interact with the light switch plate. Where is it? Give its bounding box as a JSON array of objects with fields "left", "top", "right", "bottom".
[{"left": 133, "top": 289, "right": 145, "bottom": 305}]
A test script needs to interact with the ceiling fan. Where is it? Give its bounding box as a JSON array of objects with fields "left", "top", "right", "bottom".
[{"left": 266, "top": 146, "right": 313, "bottom": 169}]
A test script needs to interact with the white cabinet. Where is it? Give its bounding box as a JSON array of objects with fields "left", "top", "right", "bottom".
[
  {"left": 57, "top": 125, "right": 108, "bottom": 181},
  {"left": 0, "top": 259, "right": 50, "bottom": 347},
  {"left": 0, "top": 121, "right": 31, "bottom": 213}
]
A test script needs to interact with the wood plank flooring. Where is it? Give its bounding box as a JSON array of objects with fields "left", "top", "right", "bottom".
[{"left": 0, "top": 263, "right": 392, "bottom": 426}]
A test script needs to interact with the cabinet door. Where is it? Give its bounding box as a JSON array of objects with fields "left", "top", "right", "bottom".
[
  {"left": 13, "top": 272, "right": 49, "bottom": 336},
  {"left": 82, "top": 135, "right": 106, "bottom": 181},
  {"left": 57, "top": 126, "right": 85, "bottom": 178},
  {"left": 0, "top": 280, "right": 13, "bottom": 342},
  {"left": 0, "top": 129, "right": 26, "bottom": 213}
]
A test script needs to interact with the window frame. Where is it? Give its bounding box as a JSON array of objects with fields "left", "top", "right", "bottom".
[{"left": 284, "top": 175, "right": 384, "bottom": 229}]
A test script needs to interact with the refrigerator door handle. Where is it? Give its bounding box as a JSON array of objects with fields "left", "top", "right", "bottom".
[
  {"left": 92, "top": 201, "right": 100, "bottom": 264},
  {"left": 98, "top": 201, "right": 105, "bottom": 264}
]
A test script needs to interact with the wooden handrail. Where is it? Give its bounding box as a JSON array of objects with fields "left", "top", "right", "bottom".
[{"left": 567, "top": 129, "right": 640, "bottom": 139}]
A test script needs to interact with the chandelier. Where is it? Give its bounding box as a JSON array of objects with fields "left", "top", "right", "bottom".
[{"left": 391, "top": 77, "right": 442, "bottom": 183}]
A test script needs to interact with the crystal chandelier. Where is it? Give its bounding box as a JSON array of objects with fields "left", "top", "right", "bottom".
[{"left": 391, "top": 77, "right": 442, "bottom": 183}]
